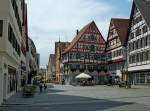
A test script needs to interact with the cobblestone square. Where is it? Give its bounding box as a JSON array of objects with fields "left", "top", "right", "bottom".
[{"left": 1, "top": 84, "right": 150, "bottom": 111}]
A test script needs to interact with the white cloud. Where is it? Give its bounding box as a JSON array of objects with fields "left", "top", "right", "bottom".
[{"left": 26, "top": 0, "right": 129, "bottom": 67}]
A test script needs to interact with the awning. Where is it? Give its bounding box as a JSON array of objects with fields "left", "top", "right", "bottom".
[{"left": 75, "top": 73, "right": 91, "bottom": 79}]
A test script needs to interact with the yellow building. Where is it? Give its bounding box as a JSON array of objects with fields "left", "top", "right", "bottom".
[{"left": 55, "top": 41, "right": 69, "bottom": 83}]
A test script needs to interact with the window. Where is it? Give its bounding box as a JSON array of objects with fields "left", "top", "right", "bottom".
[
  {"left": 135, "top": 41, "right": 138, "bottom": 49},
  {"left": 90, "top": 54, "right": 94, "bottom": 60},
  {"left": 135, "top": 15, "right": 142, "bottom": 25},
  {"left": 70, "top": 53, "right": 73, "bottom": 59},
  {"left": 8, "top": 24, "right": 20, "bottom": 56},
  {"left": 80, "top": 53, "right": 84, "bottom": 60},
  {"left": 0, "top": 20, "right": 3, "bottom": 37},
  {"left": 137, "top": 39, "right": 140, "bottom": 49},
  {"left": 115, "top": 51, "right": 117, "bottom": 57},
  {"left": 76, "top": 53, "right": 80, "bottom": 59},
  {"left": 136, "top": 29, "right": 141, "bottom": 36},
  {"left": 90, "top": 45, "right": 95, "bottom": 52},
  {"left": 140, "top": 74, "right": 145, "bottom": 83},
  {"left": 94, "top": 55, "right": 97, "bottom": 60},
  {"left": 136, "top": 53, "right": 140, "bottom": 62},
  {"left": 143, "top": 52, "right": 146, "bottom": 61},
  {"left": 143, "top": 25, "right": 148, "bottom": 33},
  {"left": 140, "top": 39, "right": 143, "bottom": 48},
  {"left": 145, "top": 37, "right": 148, "bottom": 46},
  {"left": 113, "top": 51, "right": 116, "bottom": 57},
  {"left": 148, "top": 50, "right": 150, "bottom": 60},
  {"left": 112, "top": 51, "right": 114, "bottom": 57},
  {"left": 118, "top": 49, "right": 121, "bottom": 56},
  {"left": 91, "top": 34, "right": 96, "bottom": 41},
  {"left": 145, "top": 51, "right": 148, "bottom": 60},
  {"left": 130, "top": 33, "right": 134, "bottom": 39},
  {"left": 11, "top": 0, "right": 22, "bottom": 33},
  {"left": 85, "top": 45, "right": 89, "bottom": 50},
  {"left": 116, "top": 50, "right": 118, "bottom": 56},
  {"left": 140, "top": 53, "right": 143, "bottom": 62},
  {"left": 8, "top": 24, "right": 13, "bottom": 42},
  {"left": 129, "top": 55, "right": 136, "bottom": 64},
  {"left": 128, "top": 43, "right": 131, "bottom": 52},
  {"left": 82, "top": 35, "right": 87, "bottom": 40},
  {"left": 133, "top": 55, "right": 136, "bottom": 63},
  {"left": 86, "top": 53, "right": 90, "bottom": 59},
  {"left": 142, "top": 38, "right": 145, "bottom": 48},
  {"left": 101, "top": 54, "right": 105, "bottom": 61},
  {"left": 120, "top": 49, "right": 123, "bottom": 55}
]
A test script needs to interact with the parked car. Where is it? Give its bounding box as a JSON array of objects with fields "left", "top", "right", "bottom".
[{"left": 23, "top": 84, "right": 36, "bottom": 96}]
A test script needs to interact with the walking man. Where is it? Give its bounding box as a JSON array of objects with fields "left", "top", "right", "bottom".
[
  {"left": 39, "top": 82, "right": 43, "bottom": 93},
  {"left": 44, "top": 83, "right": 47, "bottom": 91}
]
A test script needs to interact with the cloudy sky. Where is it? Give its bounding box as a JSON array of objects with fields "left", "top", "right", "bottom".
[{"left": 26, "top": 0, "right": 133, "bottom": 67}]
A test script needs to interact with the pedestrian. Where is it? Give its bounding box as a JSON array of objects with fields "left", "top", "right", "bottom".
[
  {"left": 62, "top": 79, "right": 65, "bottom": 85},
  {"left": 44, "top": 83, "right": 47, "bottom": 91},
  {"left": 39, "top": 82, "right": 43, "bottom": 93}
]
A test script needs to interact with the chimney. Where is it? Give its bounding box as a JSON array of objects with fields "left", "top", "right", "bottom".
[{"left": 76, "top": 29, "right": 79, "bottom": 35}]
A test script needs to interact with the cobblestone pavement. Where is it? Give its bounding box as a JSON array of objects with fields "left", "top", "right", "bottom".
[{"left": 0, "top": 84, "right": 150, "bottom": 111}]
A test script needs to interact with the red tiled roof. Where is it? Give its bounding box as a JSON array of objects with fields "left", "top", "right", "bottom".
[
  {"left": 63, "top": 21, "right": 102, "bottom": 54},
  {"left": 112, "top": 18, "right": 130, "bottom": 46}
]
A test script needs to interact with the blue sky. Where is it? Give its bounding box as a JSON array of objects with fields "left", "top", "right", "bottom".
[{"left": 26, "top": 0, "right": 133, "bottom": 67}]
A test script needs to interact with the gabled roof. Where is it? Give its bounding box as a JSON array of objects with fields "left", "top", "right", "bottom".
[
  {"left": 134, "top": 0, "right": 150, "bottom": 27},
  {"left": 106, "top": 18, "right": 129, "bottom": 48},
  {"left": 125, "top": 0, "right": 150, "bottom": 45},
  {"left": 112, "top": 18, "right": 129, "bottom": 45},
  {"left": 63, "top": 21, "right": 105, "bottom": 54}
]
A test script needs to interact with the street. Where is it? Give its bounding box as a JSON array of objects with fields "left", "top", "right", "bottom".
[{"left": 0, "top": 84, "right": 150, "bottom": 111}]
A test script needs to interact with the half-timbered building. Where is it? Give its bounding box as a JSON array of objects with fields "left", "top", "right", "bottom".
[
  {"left": 62, "top": 21, "right": 106, "bottom": 85},
  {"left": 106, "top": 18, "right": 129, "bottom": 81},
  {"left": 126, "top": 0, "right": 150, "bottom": 84}
]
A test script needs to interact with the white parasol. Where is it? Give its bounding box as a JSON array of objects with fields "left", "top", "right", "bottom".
[{"left": 75, "top": 73, "right": 91, "bottom": 79}]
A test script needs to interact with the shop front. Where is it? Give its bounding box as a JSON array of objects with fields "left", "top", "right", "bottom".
[
  {"left": 8, "top": 66, "right": 18, "bottom": 94},
  {"left": 123, "top": 70, "right": 150, "bottom": 85}
]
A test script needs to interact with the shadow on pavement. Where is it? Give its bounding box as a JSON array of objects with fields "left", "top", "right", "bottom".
[{"left": 0, "top": 85, "right": 134, "bottom": 111}]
